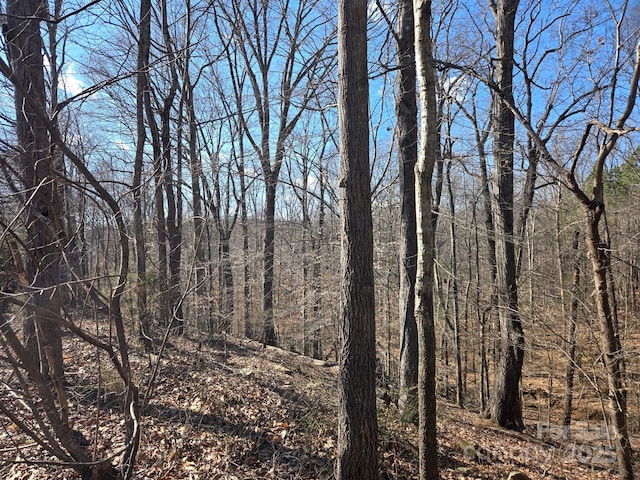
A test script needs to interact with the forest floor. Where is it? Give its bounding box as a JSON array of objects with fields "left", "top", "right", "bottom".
[{"left": 0, "top": 333, "right": 634, "bottom": 479}]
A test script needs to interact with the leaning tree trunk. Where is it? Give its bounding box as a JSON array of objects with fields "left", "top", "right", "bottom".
[{"left": 584, "top": 204, "right": 634, "bottom": 479}]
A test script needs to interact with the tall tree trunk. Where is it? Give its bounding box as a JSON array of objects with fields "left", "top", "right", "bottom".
[
  {"left": 262, "top": 174, "right": 278, "bottom": 346},
  {"left": 488, "top": 0, "right": 525, "bottom": 432},
  {"left": 145, "top": 76, "right": 168, "bottom": 328},
  {"left": 414, "top": 0, "right": 439, "bottom": 477},
  {"left": 239, "top": 140, "right": 251, "bottom": 339},
  {"left": 447, "top": 160, "right": 463, "bottom": 407},
  {"left": 584, "top": 204, "right": 633, "bottom": 479},
  {"left": 335, "top": 0, "right": 378, "bottom": 477},
  {"left": 396, "top": 0, "right": 419, "bottom": 419},
  {"left": 311, "top": 164, "right": 327, "bottom": 359},
  {"left": 134, "top": 0, "right": 152, "bottom": 351},
  {"left": 5, "top": 0, "right": 91, "bottom": 474},
  {"left": 299, "top": 159, "right": 312, "bottom": 356},
  {"left": 219, "top": 233, "right": 234, "bottom": 334},
  {"left": 183, "top": 1, "right": 208, "bottom": 333},
  {"left": 7, "top": 0, "right": 65, "bottom": 392},
  {"left": 563, "top": 229, "right": 580, "bottom": 438},
  {"left": 159, "top": 0, "right": 183, "bottom": 333}
]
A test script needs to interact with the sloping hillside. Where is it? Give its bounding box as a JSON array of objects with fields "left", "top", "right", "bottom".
[{"left": 1, "top": 334, "right": 628, "bottom": 479}]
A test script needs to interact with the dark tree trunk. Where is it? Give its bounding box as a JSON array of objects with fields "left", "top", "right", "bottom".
[
  {"left": 219, "top": 233, "right": 234, "bottom": 334},
  {"left": 584, "top": 204, "right": 634, "bottom": 479},
  {"left": 447, "top": 161, "right": 463, "bottom": 407},
  {"left": 563, "top": 229, "right": 580, "bottom": 438},
  {"left": 262, "top": 175, "right": 278, "bottom": 346},
  {"left": 159, "top": 15, "right": 183, "bottom": 333},
  {"left": 396, "top": 0, "right": 419, "bottom": 419},
  {"left": 145, "top": 78, "right": 169, "bottom": 328},
  {"left": 335, "top": 0, "right": 378, "bottom": 477},
  {"left": 134, "top": 0, "right": 152, "bottom": 351},
  {"left": 182, "top": 3, "right": 208, "bottom": 333},
  {"left": 488, "top": 0, "right": 525, "bottom": 432},
  {"left": 5, "top": 0, "right": 90, "bottom": 474},
  {"left": 239, "top": 144, "right": 251, "bottom": 339},
  {"left": 298, "top": 159, "right": 313, "bottom": 356},
  {"left": 7, "top": 0, "right": 65, "bottom": 390},
  {"left": 311, "top": 165, "right": 327, "bottom": 360}
]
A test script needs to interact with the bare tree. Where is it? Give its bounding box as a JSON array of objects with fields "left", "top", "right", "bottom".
[
  {"left": 180, "top": 0, "right": 210, "bottom": 334},
  {"left": 335, "top": 0, "right": 378, "bottom": 477},
  {"left": 486, "top": 0, "right": 525, "bottom": 432},
  {"left": 490, "top": 23, "right": 640, "bottom": 480},
  {"left": 214, "top": 0, "right": 334, "bottom": 346},
  {"left": 562, "top": 228, "right": 581, "bottom": 438},
  {"left": 1, "top": 3, "right": 141, "bottom": 477},
  {"left": 133, "top": 0, "right": 153, "bottom": 351},
  {"left": 414, "top": 0, "right": 439, "bottom": 477},
  {"left": 5, "top": 0, "right": 67, "bottom": 435},
  {"left": 396, "top": 0, "right": 419, "bottom": 418}
]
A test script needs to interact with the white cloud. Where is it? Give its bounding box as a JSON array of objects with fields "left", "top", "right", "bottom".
[
  {"left": 114, "top": 138, "right": 131, "bottom": 152},
  {"left": 42, "top": 57, "right": 85, "bottom": 97},
  {"left": 443, "top": 74, "right": 471, "bottom": 104},
  {"left": 59, "top": 62, "right": 85, "bottom": 96}
]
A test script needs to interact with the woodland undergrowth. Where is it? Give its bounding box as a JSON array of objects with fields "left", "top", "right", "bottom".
[{"left": 0, "top": 334, "right": 632, "bottom": 479}]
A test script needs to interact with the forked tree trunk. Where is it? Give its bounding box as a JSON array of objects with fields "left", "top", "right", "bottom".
[
  {"left": 159, "top": 1, "right": 183, "bottom": 333},
  {"left": 6, "top": 1, "right": 102, "bottom": 475}
]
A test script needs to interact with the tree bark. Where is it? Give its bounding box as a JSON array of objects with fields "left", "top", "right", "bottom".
[
  {"left": 414, "top": 0, "right": 439, "bottom": 477},
  {"left": 335, "top": 0, "right": 378, "bottom": 477},
  {"left": 487, "top": 0, "right": 525, "bottom": 432},
  {"left": 159, "top": 0, "right": 183, "bottom": 333},
  {"left": 134, "top": 0, "right": 152, "bottom": 351},
  {"left": 563, "top": 229, "right": 580, "bottom": 438},
  {"left": 396, "top": 0, "right": 419, "bottom": 419},
  {"left": 262, "top": 175, "right": 278, "bottom": 345},
  {"left": 6, "top": 0, "right": 65, "bottom": 393},
  {"left": 447, "top": 160, "right": 463, "bottom": 407},
  {"left": 584, "top": 203, "right": 634, "bottom": 479}
]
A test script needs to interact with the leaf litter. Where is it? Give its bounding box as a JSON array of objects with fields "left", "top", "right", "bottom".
[{"left": 0, "top": 334, "right": 634, "bottom": 479}]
